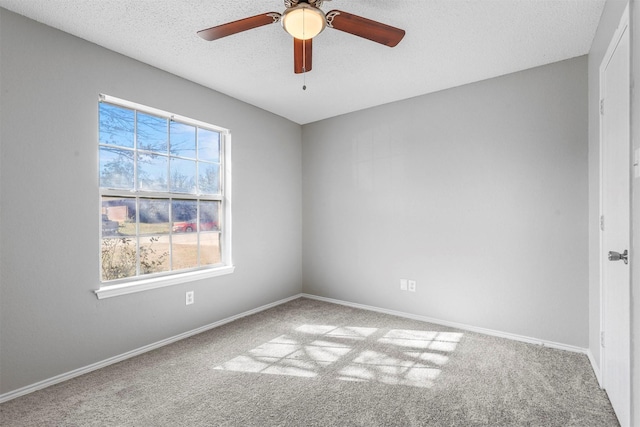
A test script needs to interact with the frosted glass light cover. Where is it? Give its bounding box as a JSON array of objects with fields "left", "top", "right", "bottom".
[{"left": 282, "top": 4, "right": 326, "bottom": 40}]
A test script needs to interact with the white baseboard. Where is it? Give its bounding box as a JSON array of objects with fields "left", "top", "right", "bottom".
[
  {"left": 0, "top": 294, "right": 303, "bottom": 404},
  {"left": 587, "top": 349, "right": 603, "bottom": 388},
  {"left": 301, "top": 293, "right": 589, "bottom": 355},
  {"left": 1, "top": 292, "right": 592, "bottom": 403}
]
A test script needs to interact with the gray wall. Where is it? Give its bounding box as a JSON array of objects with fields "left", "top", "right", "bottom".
[
  {"left": 1, "top": 3, "right": 617, "bottom": 401},
  {"left": 586, "top": 0, "right": 629, "bottom": 373},
  {"left": 302, "top": 57, "right": 589, "bottom": 347},
  {"left": 0, "top": 9, "right": 302, "bottom": 394}
]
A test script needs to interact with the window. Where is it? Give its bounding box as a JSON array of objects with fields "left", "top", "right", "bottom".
[{"left": 96, "top": 95, "right": 233, "bottom": 298}]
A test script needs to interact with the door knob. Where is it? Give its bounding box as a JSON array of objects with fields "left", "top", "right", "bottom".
[{"left": 608, "top": 250, "right": 628, "bottom": 265}]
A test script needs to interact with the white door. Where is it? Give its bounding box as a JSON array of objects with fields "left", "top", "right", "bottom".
[{"left": 600, "top": 7, "right": 630, "bottom": 427}]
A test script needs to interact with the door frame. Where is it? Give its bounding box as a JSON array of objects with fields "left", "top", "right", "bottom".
[{"left": 598, "top": 2, "right": 631, "bottom": 424}]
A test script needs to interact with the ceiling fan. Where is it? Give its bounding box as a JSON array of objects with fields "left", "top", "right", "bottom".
[{"left": 197, "top": 0, "right": 405, "bottom": 74}]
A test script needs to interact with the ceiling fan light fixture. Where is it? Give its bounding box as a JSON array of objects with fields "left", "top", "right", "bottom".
[{"left": 282, "top": 3, "right": 326, "bottom": 40}]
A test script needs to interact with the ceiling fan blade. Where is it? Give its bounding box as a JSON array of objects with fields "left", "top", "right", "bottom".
[
  {"left": 294, "top": 38, "right": 313, "bottom": 74},
  {"left": 326, "top": 10, "right": 405, "bottom": 47},
  {"left": 197, "top": 13, "right": 281, "bottom": 41}
]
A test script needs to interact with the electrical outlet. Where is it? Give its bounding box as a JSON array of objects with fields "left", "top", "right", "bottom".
[
  {"left": 408, "top": 280, "right": 416, "bottom": 292},
  {"left": 400, "top": 279, "right": 408, "bottom": 291},
  {"left": 186, "top": 291, "right": 194, "bottom": 305}
]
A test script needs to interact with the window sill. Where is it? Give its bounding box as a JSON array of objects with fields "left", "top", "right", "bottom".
[{"left": 94, "top": 265, "right": 235, "bottom": 299}]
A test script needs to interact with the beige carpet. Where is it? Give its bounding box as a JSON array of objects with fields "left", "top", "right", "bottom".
[{"left": 0, "top": 297, "right": 619, "bottom": 426}]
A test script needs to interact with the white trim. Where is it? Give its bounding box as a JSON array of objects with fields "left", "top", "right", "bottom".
[
  {"left": 99, "top": 93, "right": 229, "bottom": 134},
  {"left": 0, "top": 293, "right": 301, "bottom": 404},
  {"left": 598, "top": 19, "right": 607, "bottom": 388},
  {"left": 588, "top": 349, "right": 604, "bottom": 388},
  {"left": 1, "top": 293, "right": 594, "bottom": 403},
  {"left": 97, "top": 94, "right": 234, "bottom": 294},
  {"left": 95, "top": 265, "right": 235, "bottom": 299},
  {"left": 300, "top": 294, "right": 589, "bottom": 355},
  {"left": 221, "top": 133, "right": 233, "bottom": 267}
]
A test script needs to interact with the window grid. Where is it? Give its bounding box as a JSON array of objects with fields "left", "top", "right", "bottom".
[{"left": 99, "top": 95, "right": 229, "bottom": 284}]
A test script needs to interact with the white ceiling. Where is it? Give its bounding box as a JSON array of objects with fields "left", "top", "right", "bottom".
[{"left": 0, "top": 0, "right": 605, "bottom": 124}]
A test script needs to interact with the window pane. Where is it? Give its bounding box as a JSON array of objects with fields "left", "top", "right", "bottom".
[
  {"left": 198, "top": 129, "right": 220, "bottom": 163},
  {"left": 138, "top": 153, "right": 168, "bottom": 191},
  {"left": 99, "top": 103, "right": 134, "bottom": 148},
  {"left": 139, "top": 199, "right": 170, "bottom": 234},
  {"left": 170, "top": 121, "right": 196, "bottom": 159},
  {"left": 170, "top": 158, "right": 197, "bottom": 194},
  {"left": 200, "top": 232, "right": 221, "bottom": 265},
  {"left": 200, "top": 201, "right": 220, "bottom": 231},
  {"left": 98, "top": 97, "right": 230, "bottom": 283},
  {"left": 140, "top": 235, "right": 170, "bottom": 275},
  {"left": 137, "top": 112, "right": 168, "bottom": 153},
  {"left": 101, "top": 196, "right": 135, "bottom": 236},
  {"left": 100, "top": 147, "right": 134, "bottom": 190},
  {"left": 198, "top": 163, "right": 220, "bottom": 195},
  {"left": 172, "top": 200, "right": 197, "bottom": 233},
  {"left": 101, "top": 237, "right": 137, "bottom": 280},
  {"left": 172, "top": 233, "right": 198, "bottom": 270}
]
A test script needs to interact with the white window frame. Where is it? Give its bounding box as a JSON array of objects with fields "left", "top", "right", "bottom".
[{"left": 95, "top": 94, "right": 233, "bottom": 299}]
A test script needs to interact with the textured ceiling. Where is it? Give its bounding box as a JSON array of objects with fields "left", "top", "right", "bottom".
[{"left": 0, "top": 0, "right": 605, "bottom": 124}]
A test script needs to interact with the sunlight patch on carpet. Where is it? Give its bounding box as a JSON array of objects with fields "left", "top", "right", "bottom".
[{"left": 214, "top": 325, "right": 462, "bottom": 388}]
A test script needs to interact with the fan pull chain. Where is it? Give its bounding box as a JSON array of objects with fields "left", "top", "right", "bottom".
[
  {"left": 302, "top": 40, "right": 307, "bottom": 90},
  {"left": 302, "top": 10, "right": 307, "bottom": 90}
]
